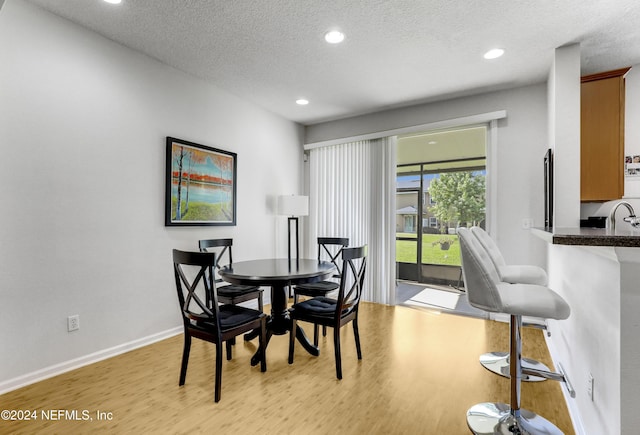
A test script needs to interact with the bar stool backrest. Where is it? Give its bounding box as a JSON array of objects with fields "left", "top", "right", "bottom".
[
  {"left": 470, "top": 226, "right": 506, "bottom": 270},
  {"left": 458, "top": 228, "right": 503, "bottom": 313}
]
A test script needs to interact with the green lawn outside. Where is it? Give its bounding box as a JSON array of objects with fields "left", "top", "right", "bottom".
[{"left": 396, "top": 233, "right": 461, "bottom": 266}]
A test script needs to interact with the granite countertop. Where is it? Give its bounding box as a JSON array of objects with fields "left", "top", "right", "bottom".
[{"left": 531, "top": 227, "right": 640, "bottom": 247}]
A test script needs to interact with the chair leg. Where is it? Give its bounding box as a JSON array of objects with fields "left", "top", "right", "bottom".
[
  {"left": 259, "top": 317, "right": 267, "bottom": 372},
  {"left": 214, "top": 342, "right": 223, "bottom": 402},
  {"left": 353, "top": 318, "right": 362, "bottom": 360},
  {"left": 288, "top": 319, "right": 297, "bottom": 364},
  {"left": 226, "top": 340, "right": 233, "bottom": 360},
  {"left": 313, "top": 324, "right": 320, "bottom": 347},
  {"left": 334, "top": 326, "right": 342, "bottom": 380},
  {"left": 179, "top": 333, "right": 191, "bottom": 386},
  {"left": 322, "top": 325, "right": 327, "bottom": 337}
]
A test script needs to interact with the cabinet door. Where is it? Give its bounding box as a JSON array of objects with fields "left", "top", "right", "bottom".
[{"left": 580, "top": 72, "right": 626, "bottom": 202}]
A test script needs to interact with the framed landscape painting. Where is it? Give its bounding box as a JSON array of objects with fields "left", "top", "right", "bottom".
[{"left": 165, "top": 137, "right": 237, "bottom": 226}]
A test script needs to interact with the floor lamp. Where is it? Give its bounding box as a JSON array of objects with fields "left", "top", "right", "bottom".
[{"left": 278, "top": 195, "right": 309, "bottom": 263}]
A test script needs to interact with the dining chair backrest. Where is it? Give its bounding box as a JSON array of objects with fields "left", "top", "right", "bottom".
[
  {"left": 198, "top": 238, "right": 234, "bottom": 286},
  {"left": 336, "top": 245, "right": 367, "bottom": 316},
  {"left": 198, "top": 237, "right": 263, "bottom": 318},
  {"left": 317, "top": 237, "right": 349, "bottom": 277},
  {"left": 457, "top": 228, "right": 503, "bottom": 313},
  {"left": 172, "top": 249, "right": 220, "bottom": 326}
]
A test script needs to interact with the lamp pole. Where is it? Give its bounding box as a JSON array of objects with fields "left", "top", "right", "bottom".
[
  {"left": 287, "top": 216, "right": 299, "bottom": 264},
  {"left": 278, "top": 195, "right": 308, "bottom": 265}
]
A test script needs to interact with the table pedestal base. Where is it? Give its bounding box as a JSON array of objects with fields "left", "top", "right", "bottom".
[{"left": 249, "top": 284, "right": 319, "bottom": 366}]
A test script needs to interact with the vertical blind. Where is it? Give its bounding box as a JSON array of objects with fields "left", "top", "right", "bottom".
[{"left": 308, "top": 137, "right": 397, "bottom": 304}]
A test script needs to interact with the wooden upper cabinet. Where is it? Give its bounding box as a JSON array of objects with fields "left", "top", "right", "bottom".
[{"left": 580, "top": 67, "right": 630, "bottom": 202}]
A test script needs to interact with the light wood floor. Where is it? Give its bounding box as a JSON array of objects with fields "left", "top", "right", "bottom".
[{"left": 1, "top": 303, "right": 574, "bottom": 434}]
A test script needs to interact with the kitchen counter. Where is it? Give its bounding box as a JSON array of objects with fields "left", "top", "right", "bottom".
[
  {"left": 532, "top": 226, "right": 640, "bottom": 433},
  {"left": 531, "top": 226, "right": 640, "bottom": 247}
]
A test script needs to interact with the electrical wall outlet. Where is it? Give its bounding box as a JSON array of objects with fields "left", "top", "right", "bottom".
[
  {"left": 67, "top": 315, "right": 80, "bottom": 332},
  {"left": 522, "top": 218, "right": 534, "bottom": 229},
  {"left": 587, "top": 373, "right": 594, "bottom": 401}
]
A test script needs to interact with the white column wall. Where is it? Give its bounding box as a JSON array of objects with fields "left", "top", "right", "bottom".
[
  {"left": 0, "top": 0, "right": 303, "bottom": 388},
  {"left": 548, "top": 44, "right": 581, "bottom": 228}
]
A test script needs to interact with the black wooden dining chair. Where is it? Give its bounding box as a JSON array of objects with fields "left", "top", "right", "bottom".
[
  {"left": 293, "top": 237, "right": 349, "bottom": 345},
  {"left": 172, "top": 249, "right": 266, "bottom": 403},
  {"left": 288, "top": 245, "right": 367, "bottom": 380},
  {"left": 199, "top": 238, "right": 264, "bottom": 358}
]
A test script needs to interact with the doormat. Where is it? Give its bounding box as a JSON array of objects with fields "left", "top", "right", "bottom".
[{"left": 405, "top": 287, "right": 460, "bottom": 310}]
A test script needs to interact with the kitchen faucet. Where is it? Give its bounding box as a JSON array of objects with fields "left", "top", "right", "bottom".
[{"left": 608, "top": 201, "right": 640, "bottom": 230}]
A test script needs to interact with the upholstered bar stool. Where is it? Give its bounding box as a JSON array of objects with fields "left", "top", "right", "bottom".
[
  {"left": 470, "top": 226, "right": 551, "bottom": 382},
  {"left": 458, "top": 228, "right": 571, "bottom": 434}
]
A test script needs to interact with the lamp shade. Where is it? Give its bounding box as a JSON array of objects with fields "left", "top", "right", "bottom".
[{"left": 278, "top": 195, "right": 309, "bottom": 217}]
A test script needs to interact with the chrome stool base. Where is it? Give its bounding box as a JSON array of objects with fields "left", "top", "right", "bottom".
[
  {"left": 467, "top": 402, "right": 563, "bottom": 435},
  {"left": 479, "top": 352, "right": 549, "bottom": 382}
]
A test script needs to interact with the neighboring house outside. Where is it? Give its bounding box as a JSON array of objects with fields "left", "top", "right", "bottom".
[
  {"left": 396, "top": 204, "right": 418, "bottom": 233},
  {"left": 396, "top": 177, "right": 439, "bottom": 234},
  {"left": 397, "top": 170, "right": 487, "bottom": 234}
]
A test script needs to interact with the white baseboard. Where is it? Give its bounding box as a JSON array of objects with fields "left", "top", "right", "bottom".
[{"left": 0, "top": 326, "right": 182, "bottom": 395}]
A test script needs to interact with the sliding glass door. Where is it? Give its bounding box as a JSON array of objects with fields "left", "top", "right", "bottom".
[{"left": 396, "top": 126, "right": 487, "bottom": 285}]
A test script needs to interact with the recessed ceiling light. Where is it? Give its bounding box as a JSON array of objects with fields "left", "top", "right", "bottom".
[
  {"left": 428, "top": 141, "right": 437, "bottom": 145},
  {"left": 104, "top": 0, "right": 122, "bottom": 3},
  {"left": 484, "top": 48, "right": 504, "bottom": 60},
  {"left": 324, "top": 30, "right": 345, "bottom": 44},
  {"left": 296, "top": 99, "right": 309, "bottom": 106}
]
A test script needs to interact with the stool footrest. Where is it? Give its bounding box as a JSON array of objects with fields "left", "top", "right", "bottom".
[
  {"left": 522, "top": 319, "right": 548, "bottom": 333},
  {"left": 521, "top": 367, "right": 564, "bottom": 382},
  {"left": 479, "top": 352, "right": 550, "bottom": 382},
  {"left": 521, "top": 362, "right": 575, "bottom": 398}
]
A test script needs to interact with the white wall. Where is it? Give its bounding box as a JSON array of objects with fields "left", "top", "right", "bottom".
[
  {"left": 0, "top": 0, "right": 303, "bottom": 389},
  {"left": 305, "top": 84, "right": 549, "bottom": 268},
  {"left": 548, "top": 44, "right": 581, "bottom": 228}
]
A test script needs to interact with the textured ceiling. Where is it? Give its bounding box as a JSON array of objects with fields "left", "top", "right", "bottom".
[{"left": 22, "top": 0, "right": 640, "bottom": 125}]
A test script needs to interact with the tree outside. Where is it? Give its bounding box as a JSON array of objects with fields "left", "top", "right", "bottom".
[{"left": 428, "top": 171, "right": 485, "bottom": 233}]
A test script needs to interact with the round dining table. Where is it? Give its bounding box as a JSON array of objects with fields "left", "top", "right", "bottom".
[{"left": 218, "top": 258, "right": 335, "bottom": 365}]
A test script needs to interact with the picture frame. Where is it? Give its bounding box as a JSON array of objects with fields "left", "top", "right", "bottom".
[{"left": 165, "top": 137, "right": 237, "bottom": 226}]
